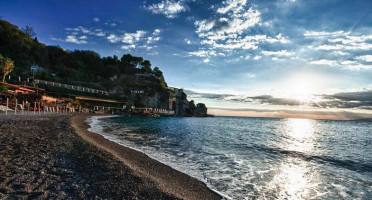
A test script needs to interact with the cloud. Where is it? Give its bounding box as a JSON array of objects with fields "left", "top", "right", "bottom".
[
  {"left": 190, "top": 0, "right": 290, "bottom": 62},
  {"left": 122, "top": 30, "right": 147, "bottom": 44},
  {"left": 65, "top": 26, "right": 108, "bottom": 38},
  {"left": 261, "top": 50, "right": 294, "bottom": 56},
  {"left": 310, "top": 59, "right": 338, "bottom": 66},
  {"left": 93, "top": 17, "right": 100, "bottom": 22},
  {"left": 304, "top": 31, "right": 349, "bottom": 37},
  {"left": 203, "top": 58, "right": 210, "bottom": 63},
  {"left": 333, "top": 51, "right": 349, "bottom": 56},
  {"left": 106, "top": 30, "right": 147, "bottom": 44},
  {"left": 144, "top": 0, "right": 188, "bottom": 18},
  {"left": 147, "top": 36, "right": 161, "bottom": 44},
  {"left": 344, "top": 64, "right": 372, "bottom": 70},
  {"left": 106, "top": 29, "right": 160, "bottom": 51},
  {"left": 107, "top": 34, "right": 121, "bottom": 43},
  {"left": 193, "top": 1, "right": 265, "bottom": 51},
  {"left": 185, "top": 89, "right": 372, "bottom": 110},
  {"left": 216, "top": 0, "right": 247, "bottom": 14},
  {"left": 153, "top": 29, "right": 161, "bottom": 35},
  {"left": 65, "top": 35, "right": 87, "bottom": 44},
  {"left": 195, "top": 7, "right": 261, "bottom": 36},
  {"left": 121, "top": 44, "right": 136, "bottom": 50},
  {"left": 185, "top": 38, "right": 192, "bottom": 44},
  {"left": 315, "top": 91, "right": 372, "bottom": 110},
  {"left": 253, "top": 55, "right": 261, "bottom": 60},
  {"left": 341, "top": 60, "right": 357, "bottom": 65},
  {"left": 304, "top": 31, "right": 372, "bottom": 68},
  {"left": 356, "top": 55, "right": 372, "bottom": 62},
  {"left": 66, "top": 26, "right": 91, "bottom": 34},
  {"left": 246, "top": 73, "right": 256, "bottom": 78},
  {"left": 93, "top": 29, "right": 106, "bottom": 37},
  {"left": 189, "top": 50, "right": 217, "bottom": 57}
]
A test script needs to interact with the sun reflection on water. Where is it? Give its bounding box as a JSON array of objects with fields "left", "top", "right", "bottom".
[
  {"left": 286, "top": 118, "right": 316, "bottom": 153},
  {"left": 266, "top": 118, "right": 321, "bottom": 200}
]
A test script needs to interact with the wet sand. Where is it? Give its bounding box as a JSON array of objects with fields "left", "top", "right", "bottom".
[{"left": 0, "top": 114, "right": 221, "bottom": 200}]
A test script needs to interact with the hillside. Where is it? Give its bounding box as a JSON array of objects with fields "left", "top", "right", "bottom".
[
  {"left": 0, "top": 19, "right": 167, "bottom": 91},
  {"left": 0, "top": 19, "right": 208, "bottom": 116}
]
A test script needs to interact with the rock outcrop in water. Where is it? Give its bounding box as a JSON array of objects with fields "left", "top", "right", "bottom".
[{"left": 169, "top": 88, "right": 208, "bottom": 117}]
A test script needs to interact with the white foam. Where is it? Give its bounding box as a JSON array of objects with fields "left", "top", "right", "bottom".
[{"left": 86, "top": 116, "right": 231, "bottom": 200}]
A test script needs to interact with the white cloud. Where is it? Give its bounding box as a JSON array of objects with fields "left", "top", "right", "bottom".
[
  {"left": 122, "top": 30, "right": 147, "bottom": 44},
  {"left": 310, "top": 59, "right": 338, "bottom": 66},
  {"left": 144, "top": 0, "right": 188, "bottom": 18},
  {"left": 306, "top": 31, "right": 372, "bottom": 53},
  {"left": 341, "top": 60, "right": 357, "bottom": 65},
  {"left": 79, "top": 26, "right": 90, "bottom": 34},
  {"left": 189, "top": 50, "right": 217, "bottom": 57},
  {"left": 333, "top": 51, "right": 349, "bottom": 56},
  {"left": 185, "top": 39, "right": 192, "bottom": 44},
  {"left": 94, "top": 29, "right": 106, "bottom": 37},
  {"left": 304, "top": 31, "right": 349, "bottom": 37},
  {"left": 147, "top": 36, "right": 161, "bottom": 44},
  {"left": 272, "top": 57, "right": 279, "bottom": 61},
  {"left": 216, "top": 0, "right": 247, "bottom": 14},
  {"left": 79, "top": 35, "right": 87, "bottom": 40},
  {"left": 253, "top": 55, "right": 261, "bottom": 60},
  {"left": 203, "top": 58, "right": 210, "bottom": 63},
  {"left": 107, "top": 34, "right": 121, "bottom": 43},
  {"left": 261, "top": 50, "right": 294, "bottom": 56},
  {"left": 107, "top": 29, "right": 160, "bottom": 51},
  {"left": 345, "top": 64, "right": 372, "bottom": 70},
  {"left": 93, "top": 18, "right": 100, "bottom": 22},
  {"left": 66, "top": 26, "right": 91, "bottom": 34},
  {"left": 65, "top": 35, "right": 87, "bottom": 44},
  {"left": 193, "top": 1, "right": 290, "bottom": 52},
  {"left": 153, "top": 29, "right": 161, "bottom": 35},
  {"left": 356, "top": 55, "right": 372, "bottom": 62},
  {"left": 246, "top": 73, "right": 256, "bottom": 78},
  {"left": 121, "top": 44, "right": 136, "bottom": 50}
]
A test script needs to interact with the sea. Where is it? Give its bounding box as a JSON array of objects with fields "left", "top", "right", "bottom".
[{"left": 88, "top": 116, "right": 372, "bottom": 200}]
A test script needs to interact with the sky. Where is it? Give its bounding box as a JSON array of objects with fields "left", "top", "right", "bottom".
[{"left": 1, "top": 0, "right": 372, "bottom": 117}]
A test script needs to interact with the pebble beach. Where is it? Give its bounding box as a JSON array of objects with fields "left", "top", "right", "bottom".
[{"left": 0, "top": 114, "right": 220, "bottom": 200}]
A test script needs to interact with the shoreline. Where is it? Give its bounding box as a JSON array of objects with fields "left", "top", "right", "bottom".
[{"left": 70, "top": 114, "right": 222, "bottom": 200}]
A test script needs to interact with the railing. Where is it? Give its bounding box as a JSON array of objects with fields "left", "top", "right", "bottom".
[
  {"left": 34, "top": 79, "right": 112, "bottom": 95},
  {"left": 135, "top": 108, "right": 170, "bottom": 114}
]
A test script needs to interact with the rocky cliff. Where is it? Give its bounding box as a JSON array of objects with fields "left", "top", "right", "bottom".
[{"left": 169, "top": 88, "right": 208, "bottom": 117}]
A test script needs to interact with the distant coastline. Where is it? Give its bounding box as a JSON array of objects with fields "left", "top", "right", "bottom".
[{"left": 208, "top": 108, "right": 372, "bottom": 121}]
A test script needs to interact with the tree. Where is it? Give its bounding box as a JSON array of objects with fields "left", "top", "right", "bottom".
[
  {"left": 141, "top": 60, "right": 152, "bottom": 72},
  {"left": 0, "top": 54, "right": 14, "bottom": 82},
  {"left": 153, "top": 67, "right": 163, "bottom": 77},
  {"left": 22, "top": 26, "right": 37, "bottom": 38}
]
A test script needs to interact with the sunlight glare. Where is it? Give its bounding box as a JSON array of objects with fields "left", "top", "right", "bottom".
[{"left": 278, "top": 74, "right": 324, "bottom": 103}]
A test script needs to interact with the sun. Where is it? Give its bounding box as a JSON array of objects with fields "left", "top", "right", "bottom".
[
  {"left": 282, "top": 74, "right": 321, "bottom": 102},
  {"left": 288, "top": 80, "right": 314, "bottom": 102}
]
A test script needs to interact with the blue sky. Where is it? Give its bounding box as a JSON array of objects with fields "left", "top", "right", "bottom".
[{"left": 1, "top": 0, "right": 372, "bottom": 116}]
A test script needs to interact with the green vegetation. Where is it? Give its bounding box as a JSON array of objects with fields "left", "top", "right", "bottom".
[
  {"left": 0, "top": 85, "right": 8, "bottom": 93},
  {"left": 0, "top": 54, "right": 14, "bottom": 82},
  {"left": 0, "top": 19, "right": 167, "bottom": 90}
]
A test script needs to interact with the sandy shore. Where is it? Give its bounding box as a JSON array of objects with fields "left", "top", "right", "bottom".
[{"left": 0, "top": 114, "right": 221, "bottom": 200}]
